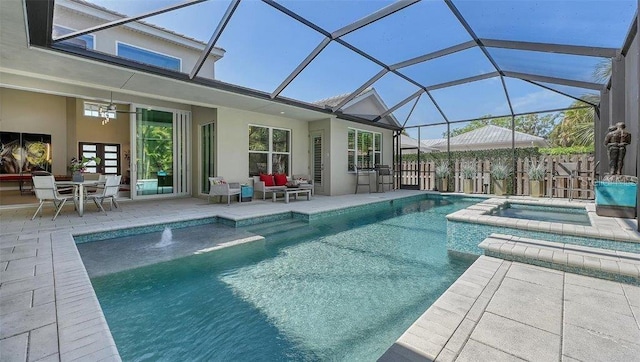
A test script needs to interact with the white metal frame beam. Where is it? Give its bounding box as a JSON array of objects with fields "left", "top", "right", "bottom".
[{"left": 481, "top": 39, "right": 617, "bottom": 58}]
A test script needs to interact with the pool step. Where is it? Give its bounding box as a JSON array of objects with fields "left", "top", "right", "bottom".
[
  {"left": 244, "top": 219, "right": 310, "bottom": 237},
  {"left": 479, "top": 233, "right": 640, "bottom": 285}
]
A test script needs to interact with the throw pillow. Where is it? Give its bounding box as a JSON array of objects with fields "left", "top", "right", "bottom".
[
  {"left": 260, "top": 174, "right": 275, "bottom": 186},
  {"left": 274, "top": 173, "right": 288, "bottom": 186},
  {"left": 211, "top": 178, "right": 225, "bottom": 185}
]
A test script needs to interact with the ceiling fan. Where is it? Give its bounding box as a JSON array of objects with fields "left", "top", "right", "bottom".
[
  {"left": 98, "top": 91, "right": 139, "bottom": 115},
  {"left": 98, "top": 92, "right": 142, "bottom": 124}
]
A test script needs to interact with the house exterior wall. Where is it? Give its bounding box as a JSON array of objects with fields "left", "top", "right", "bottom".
[
  {"left": 329, "top": 118, "right": 394, "bottom": 196},
  {"left": 0, "top": 87, "right": 68, "bottom": 175},
  {"left": 54, "top": 2, "right": 217, "bottom": 78},
  {"left": 215, "top": 107, "right": 310, "bottom": 187},
  {"left": 73, "top": 99, "right": 130, "bottom": 165},
  {"left": 191, "top": 105, "right": 217, "bottom": 196},
  {"left": 624, "top": 34, "right": 638, "bottom": 177}
]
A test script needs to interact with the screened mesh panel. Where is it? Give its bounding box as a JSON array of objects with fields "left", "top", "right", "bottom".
[
  {"left": 393, "top": 94, "right": 446, "bottom": 128},
  {"left": 533, "top": 82, "right": 600, "bottom": 103},
  {"left": 399, "top": 46, "right": 495, "bottom": 88},
  {"left": 214, "top": 1, "right": 325, "bottom": 92},
  {"left": 504, "top": 78, "right": 581, "bottom": 115},
  {"left": 454, "top": 0, "right": 636, "bottom": 48},
  {"left": 280, "top": 42, "right": 382, "bottom": 104},
  {"left": 341, "top": 0, "right": 471, "bottom": 64},
  {"left": 341, "top": 72, "right": 420, "bottom": 123},
  {"left": 488, "top": 48, "right": 608, "bottom": 84},
  {"left": 429, "top": 77, "right": 510, "bottom": 121},
  {"left": 275, "top": 0, "right": 395, "bottom": 33}
]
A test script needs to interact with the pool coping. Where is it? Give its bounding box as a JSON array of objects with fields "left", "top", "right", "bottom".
[
  {"left": 379, "top": 255, "right": 640, "bottom": 361},
  {"left": 446, "top": 197, "right": 640, "bottom": 244}
]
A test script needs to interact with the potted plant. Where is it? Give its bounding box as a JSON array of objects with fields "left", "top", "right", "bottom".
[
  {"left": 435, "top": 161, "right": 450, "bottom": 192},
  {"left": 490, "top": 160, "right": 511, "bottom": 196},
  {"left": 69, "top": 156, "right": 101, "bottom": 182},
  {"left": 460, "top": 160, "right": 476, "bottom": 194},
  {"left": 527, "top": 158, "right": 546, "bottom": 197}
]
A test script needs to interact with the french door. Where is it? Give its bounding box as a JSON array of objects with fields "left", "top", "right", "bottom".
[
  {"left": 79, "top": 142, "right": 120, "bottom": 176},
  {"left": 130, "top": 107, "right": 191, "bottom": 198}
]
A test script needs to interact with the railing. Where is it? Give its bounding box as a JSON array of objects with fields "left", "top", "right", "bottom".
[{"left": 398, "top": 154, "right": 597, "bottom": 199}]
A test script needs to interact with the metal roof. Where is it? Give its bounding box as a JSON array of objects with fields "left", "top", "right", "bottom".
[{"left": 429, "top": 125, "right": 549, "bottom": 151}]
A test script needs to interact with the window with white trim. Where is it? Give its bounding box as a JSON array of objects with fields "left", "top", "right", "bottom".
[
  {"left": 83, "top": 102, "right": 116, "bottom": 120},
  {"left": 116, "top": 42, "right": 181, "bottom": 71},
  {"left": 348, "top": 128, "right": 381, "bottom": 171},
  {"left": 248, "top": 125, "right": 290, "bottom": 176},
  {"left": 52, "top": 25, "right": 95, "bottom": 49}
]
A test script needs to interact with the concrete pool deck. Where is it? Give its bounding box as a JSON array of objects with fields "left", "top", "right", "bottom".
[{"left": 0, "top": 192, "right": 638, "bottom": 361}]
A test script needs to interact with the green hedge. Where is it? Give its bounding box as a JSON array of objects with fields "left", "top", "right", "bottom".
[{"left": 401, "top": 146, "right": 595, "bottom": 162}]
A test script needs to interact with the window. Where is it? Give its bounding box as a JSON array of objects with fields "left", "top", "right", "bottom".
[
  {"left": 52, "top": 25, "right": 95, "bottom": 49},
  {"left": 83, "top": 102, "right": 115, "bottom": 120},
  {"left": 116, "top": 42, "right": 181, "bottom": 71},
  {"left": 348, "top": 128, "right": 381, "bottom": 171},
  {"left": 248, "top": 125, "right": 290, "bottom": 176}
]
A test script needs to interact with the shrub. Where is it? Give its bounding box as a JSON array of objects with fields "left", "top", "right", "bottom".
[
  {"left": 460, "top": 160, "right": 476, "bottom": 179},
  {"left": 435, "top": 162, "right": 450, "bottom": 178},
  {"left": 527, "top": 158, "right": 546, "bottom": 181},
  {"left": 490, "top": 160, "right": 511, "bottom": 180}
]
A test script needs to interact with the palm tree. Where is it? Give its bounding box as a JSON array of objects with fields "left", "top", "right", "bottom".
[{"left": 593, "top": 59, "right": 612, "bottom": 83}]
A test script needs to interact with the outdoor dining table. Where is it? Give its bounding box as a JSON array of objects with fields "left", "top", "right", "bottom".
[{"left": 55, "top": 180, "right": 103, "bottom": 216}]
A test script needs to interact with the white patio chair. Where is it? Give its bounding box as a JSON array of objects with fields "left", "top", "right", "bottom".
[
  {"left": 208, "top": 177, "right": 241, "bottom": 205},
  {"left": 86, "top": 175, "right": 122, "bottom": 213},
  {"left": 31, "top": 175, "right": 77, "bottom": 220}
]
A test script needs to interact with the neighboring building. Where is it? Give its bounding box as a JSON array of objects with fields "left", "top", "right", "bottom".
[{"left": 421, "top": 125, "right": 549, "bottom": 152}]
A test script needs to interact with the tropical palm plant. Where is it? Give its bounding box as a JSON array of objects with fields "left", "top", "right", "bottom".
[{"left": 593, "top": 59, "right": 612, "bottom": 83}]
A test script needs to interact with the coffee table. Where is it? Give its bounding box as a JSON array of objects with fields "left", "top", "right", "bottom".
[{"left": 272, "top": 187, "right": 312, "bottom": 203}]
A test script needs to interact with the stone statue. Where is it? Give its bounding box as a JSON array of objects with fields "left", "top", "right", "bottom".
[
  {"left": 604, "top": 125, "right": 618, "bottom": 175},
  {"left": 604, "top": 122, "right": 631, "bottom": 175}
]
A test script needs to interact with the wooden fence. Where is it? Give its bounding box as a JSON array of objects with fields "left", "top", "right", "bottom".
[{"left": 398, "top": 154, "right": 597, "bottom": 199}]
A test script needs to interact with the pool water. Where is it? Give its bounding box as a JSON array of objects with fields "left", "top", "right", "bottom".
[
  {"left": 491, "top": 203, "right": 591, "bottom": 226},
  {"left": 85, "top": 196, "right": 478, "bottom": 361}
]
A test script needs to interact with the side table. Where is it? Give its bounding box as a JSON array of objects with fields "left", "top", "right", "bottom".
[{"left": 241, "top": 184, "right": 253, "bottom": 202}]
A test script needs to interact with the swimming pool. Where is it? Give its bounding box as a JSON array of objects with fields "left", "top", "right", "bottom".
[
  {"left": 491, "top": 202, "right": 591, "bottom": 226},
  {"left": 80, "top": 196, "right": 479, "bottom": 361}
]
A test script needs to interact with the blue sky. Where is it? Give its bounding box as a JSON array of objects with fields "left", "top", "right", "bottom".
[{"left": 85, "top": 0, "right": 635, "bottom": 139}]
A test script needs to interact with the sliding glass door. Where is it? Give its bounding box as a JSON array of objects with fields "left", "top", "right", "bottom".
[{"left": 131, "top": 107, "right": 190, "bottom": 198}]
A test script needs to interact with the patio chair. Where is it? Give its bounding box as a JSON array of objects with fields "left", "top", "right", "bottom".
[
  {"left": 208, "top": 177, "right": 241, "bottom": 205},
  {"left": 31, "top": 175, "right": 77, "bottom": 220},
  {"left": 86, "top": 175, "right": 122, "bottom": 213},
  {"left": 375, "top": 165, "right": 394, "bottom": 192},
  {"left": 551, "top": 162, "right": 578, "bottom": 201}
]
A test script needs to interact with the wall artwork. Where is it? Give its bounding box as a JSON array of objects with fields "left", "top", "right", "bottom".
[{"left": 0, "top": 132, "right": 52, "bottom": 174}]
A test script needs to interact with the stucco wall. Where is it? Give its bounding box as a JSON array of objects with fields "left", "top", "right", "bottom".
[
  {"left": 74, "top": 99, "right": 130, "bottom": 174},
  {"left": 215, "top": 107, "right": 310, "bottom": 186},
  {"left": 55, "top": 5, "right": 216, "bottom": 78},
  {"left": 191, "top": 105, "right": 217, "bottom": 196},
  {"left": 0, "top": 87, "right": 68, "bottom": 175},
  {"left": 329, "top": 118, "right": 395, "bottom": 196},
  {"left": 624, "top": 34, "right": 638, "bottom": 176}
]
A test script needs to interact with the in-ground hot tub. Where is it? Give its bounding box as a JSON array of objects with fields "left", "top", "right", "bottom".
[{"left": 490, "top": 202, "right": 591, "bottom": 226}]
